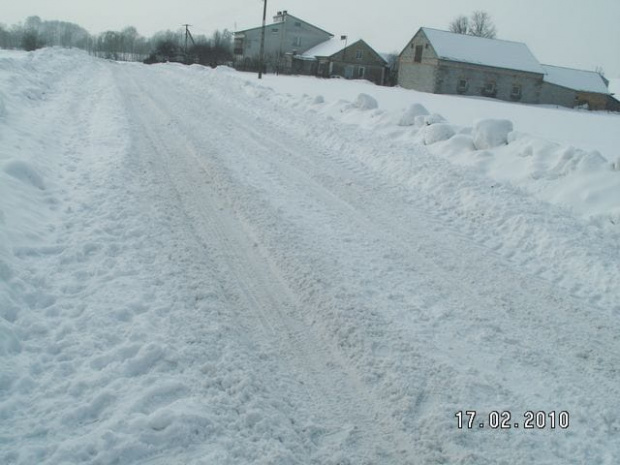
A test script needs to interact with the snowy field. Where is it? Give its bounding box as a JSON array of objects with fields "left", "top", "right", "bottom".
[{"left": 1, "top": 48, "right": 619, "bottom": 464}]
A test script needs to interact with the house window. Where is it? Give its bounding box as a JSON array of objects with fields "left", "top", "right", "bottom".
[
  {"left": 482, "top": 81, "right": 497, "bottom": 96},
  {"left": 358, "top": 67, "right": 365, "bottom": 78},
  {"left": 457, "top": 78, "right": 468, "bottom": 93},
  {"left": 355, "top": 50, "right": 363, "bottom": 60},
  {"left": 511, "top": 84, "right": 522, "bottom": 100},
  {"left": 414, "top": 45, "right": 423, "bottom": 63},
  {"left": 293, "top": 36, "right": 302, "bottom": 46},
  {"left": 272, "top": 28, "right": 279, "bottom": 33},
  {"left": 233, "top": 38, "right": 244, "bottom": 55},
  {"left": 294, "top": 21, "right": 301, "bottom": 27}
]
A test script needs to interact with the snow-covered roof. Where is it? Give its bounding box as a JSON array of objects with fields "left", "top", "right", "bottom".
[
  {"left": 420, "top": 28, "right": 545, "bottom": 75},
  {"left": 542, "top": 65, "right": 609, "bottom": 94},
  {"left": 235, "top": 13, "right": 333, "bottom": 38},
  {"left": 302, "top": 37, "right": 361, "bottom": 58}
]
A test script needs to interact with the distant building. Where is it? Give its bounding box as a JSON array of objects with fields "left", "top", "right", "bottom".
[
  {"left": 233, "top": 11, "right": 333, "bottom": 72},
  {"left": 540, "top": 65, "right": 615, "bottom": 111},
  {"left": 397, "top": 27, "right": 617, "bottom": 111},
  {"left": 290, "top": 38, "right": 388, "bottom": 85},
  {"left": 398, "top": 28, "right": 545, "bottom": 104}
]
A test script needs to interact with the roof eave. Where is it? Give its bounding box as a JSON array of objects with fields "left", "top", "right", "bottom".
[{"left": 439, "top": 57, "right": 545, "bottom": 77}]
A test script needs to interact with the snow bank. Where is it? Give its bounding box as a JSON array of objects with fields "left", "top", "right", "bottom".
[
  {"left": 472, "top": 118, "right": 513, "bottom": 149},
  {"left": 421, "top": 123, "right": 456, "bottom": 145},
  {"left": 353, "top": 93, "right": 378, "bottom": 110},
  {"left": 423, "top": 112, "right": 446, "bottom": 126},
  {"left": 249, "top": 72, "right": 619, "bottom": 226},
  {"left": 398, "top": 103, "right": 429, "bottom": 126}
]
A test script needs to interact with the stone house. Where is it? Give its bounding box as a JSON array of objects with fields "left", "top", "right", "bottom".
[
  {"left": 398, "top": 27, "right": 617, "bottom": 111},
  {"left": 540, "top": 65, "right": 613, "bottom": 111},
  {"left": 398, "top": 28, "right": 545, "bottom": 104},
  {"left": 233, "top": 11, "right": 333, "bottom": 72},
  {"left": 290, "top": 38, "right": 388, "bottom": 85}
]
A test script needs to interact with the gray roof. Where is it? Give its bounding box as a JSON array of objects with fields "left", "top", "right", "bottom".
[
  {"left": 302, "top": 38, "right": 387, "bottom": 65},
  {"left": 420, "top": 28, "right": 545, "bottom": 75},
  {"left": 234, "top": 13, "right": 333, "bottom": 38},
  {"left": 542, "top": 65, "right": 609, "bottom": 94},
  {"left": 302, "top": 37, "right": 361, "bottom": 58}
]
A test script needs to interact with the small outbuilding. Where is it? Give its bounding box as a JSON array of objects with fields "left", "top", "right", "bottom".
[
  {"left": 289, "top": 38, "right": 388, "bottom": 85},
  {"left": 540, "top": 65, "right": 613, "bottom": 111}
]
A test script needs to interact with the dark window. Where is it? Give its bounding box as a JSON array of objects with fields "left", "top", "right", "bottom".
[
  {"left": 355, "top": 50, "right": 363, "bottom": 59},
  {"left": 457, "top": 78, "right": 468, "bottom": 93},
  {"left": 272, "top": 28, "right": 279, "bottom": 33},
  {"left": 482, "top": 81, "right": 497, "bottom": 96},
  {"left": 511, "top": 84, "right": 522, "bottom": 100},
  {"left": 414, "top": 45, "right": 423, "bottom": 62},
  {"left": 358, "top": 67, "right": 365, "bottom": 78},
  {"left": 233, "top": 38, "right": 244, "bottom": 55},
  {"left": 295, "top": 21, "right": 301, "bottom": 27}
]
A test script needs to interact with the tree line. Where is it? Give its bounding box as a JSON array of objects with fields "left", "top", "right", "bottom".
[
  {"left": 0, "top": 16, "right": 233, "bottom": 66},
  {"left": 449, "top": 11, "right": 497, "bottom": 39}
]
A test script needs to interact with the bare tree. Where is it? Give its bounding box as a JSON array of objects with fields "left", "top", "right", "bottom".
[
  {"left": 468, "top": 11, "right": 497, "bottom": 38},
  {"left": 22, "top": 16, "right": 45, "bottom": 51},
  {"left": 449, "top": 15, "right": 469, "bottom": 35},
  {"left": 0, "top": 23, "right": 12, "bottom": 49},
  {"left": 22, "top": 30, "right": 44, "bottom": 51},
  {"left": 449, "top": 10, "right": 497, "bottom": 39}
]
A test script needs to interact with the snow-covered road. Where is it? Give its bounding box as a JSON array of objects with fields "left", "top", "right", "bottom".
[{"left": 2, "top": 50, "right": 619, "bottom": 464}]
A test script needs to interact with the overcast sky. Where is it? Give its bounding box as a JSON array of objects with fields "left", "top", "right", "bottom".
[{"left": 4, "top": 0, "right": 620, "bottom": 77}]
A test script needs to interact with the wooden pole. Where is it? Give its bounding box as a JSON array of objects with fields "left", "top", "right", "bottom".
[{"left": 258, "top": 0, "right": 268, "bottom": 79}]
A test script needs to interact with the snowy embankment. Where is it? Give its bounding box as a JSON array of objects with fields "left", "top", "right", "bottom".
[
  {"left": 258, "top": 72, "right": 620, "bottom": 225},
  {"left": 232, "top": 67, "right": 620, "bottom": 307},
  {"left": 1, "top": 48, "right": 620, "bottom": 465}
]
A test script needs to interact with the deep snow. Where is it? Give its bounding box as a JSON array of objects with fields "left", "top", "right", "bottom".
[{"left": 1, "top": 48, "right": 619, "bottom": 464}]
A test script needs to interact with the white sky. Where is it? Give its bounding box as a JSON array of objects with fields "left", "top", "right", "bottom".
[{"left": 4, "top": 0, "right": 620, "bottom": 77}]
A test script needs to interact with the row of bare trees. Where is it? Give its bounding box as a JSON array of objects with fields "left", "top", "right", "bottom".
[
  {"left": 0, "top": 16, "right": 233, "bottom": 66},
  {"left": 0, "top": 16, "right": 90, "bottom": 51},
  {"left": 449, "top": 11, "right": 497, "bottom": 39}
]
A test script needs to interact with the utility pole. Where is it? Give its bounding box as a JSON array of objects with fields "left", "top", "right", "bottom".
[
  {"left": 182, "top": 24, "right": 195, "bottom": 63},
  {"left": 258, "top": 0, "right": 268, "bottom": 79}
]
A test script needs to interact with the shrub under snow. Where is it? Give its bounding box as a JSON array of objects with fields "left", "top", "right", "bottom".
[
  {"left": 354, "top": 93, "right": 378, "bottom": 110},
  {"left": 473, "top": 119, "right": 514, "bottom": 150},
  {"left": 399, "top": 103, "right": 429, "bottom": 126},
  {"left": 422, "top": 123, "right": 456, "bottom": 145}
]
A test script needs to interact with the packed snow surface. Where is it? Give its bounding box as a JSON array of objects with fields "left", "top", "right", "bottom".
[{"left": 1, "top": 48, "right": 620, "bottom": 465}]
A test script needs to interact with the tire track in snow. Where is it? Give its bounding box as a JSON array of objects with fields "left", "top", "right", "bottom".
[
  {"left": 199, "top": 69, "right": 620, "bottom": 461},
  {"left": 117, "top": 66, "right": 416, "bottom": 464},
  {"left": 114, "top": 63, "right": 620, "bottom": 464}
]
